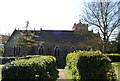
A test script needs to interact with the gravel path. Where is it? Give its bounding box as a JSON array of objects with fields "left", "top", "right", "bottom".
[
  {"left": 56, "top": 69, "right": 71, "bottom": 81},
  {"left": 58, "top": 69, "right": 66, "bottom": 79}
]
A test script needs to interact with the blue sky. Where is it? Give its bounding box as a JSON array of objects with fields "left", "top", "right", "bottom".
[{"left": 0, "top": 0, "right": 88, "bottom": 35}]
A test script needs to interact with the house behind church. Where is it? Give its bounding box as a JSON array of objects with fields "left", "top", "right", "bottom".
[{"left": 4, "top": 22, "right": 102, "bottom": 68}]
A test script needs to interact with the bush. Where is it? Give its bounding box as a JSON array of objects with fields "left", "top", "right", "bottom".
[
  {"left": 107, "top": 54, "right": 120, "bottom": 62},
  {"left": 20, "top": 55, "right": 43, "bottom": 59},
  {"left": 2, "top": 55, "right": 58, "bottom": 81},
  {"left": 1, "top": 55, "right": 42, "bottom": 64},
  {"left": 2, "top": 57, "right": 16, "bottom": 64},
  {"left": 65, "top": 50, "right": 116, "bottom": 81},
  {"left": 65, "top": 51, "right": 80, "bottom": 80}
]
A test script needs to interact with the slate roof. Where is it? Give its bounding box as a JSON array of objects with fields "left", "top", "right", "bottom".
[{"left": 6, "top": 29, "right": 100, "bottom": 46}]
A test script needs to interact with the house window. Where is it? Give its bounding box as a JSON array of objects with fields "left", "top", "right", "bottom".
[
  {"left": 54, "top": 46, "right": 59, "bottom": 57},
  {"left": 39, "top": 46, "right": 44, "bottom": 55}
]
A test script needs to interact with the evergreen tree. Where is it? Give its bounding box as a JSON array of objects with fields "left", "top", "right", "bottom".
[
  {"left": 16, "top": 21, "right": 44, "bottom": 47},
  {"left": 14, "top": 21, "right": 44, "bottom": 56}
]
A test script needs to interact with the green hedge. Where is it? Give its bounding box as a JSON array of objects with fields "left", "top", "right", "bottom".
[
  {"left": 106, "top": 54, "right": 120, "bottom": 62},
  {"left": 2, "top": 55, "right": 58, "bottom": 81},
  {"left": 1, "top": 57, "right": 16, "bottom": 64},
  {"left": 20, "top": 55, "right": 42, "bottom": 59},
  {"left": 65, "top": 50, "right": 116, "bottom": 81},
  {"left": 1, "top": 55, "right": 48, "bottom": 64},
  {"left": 1, "top": 55, "right": 42, "bottom": 64}
]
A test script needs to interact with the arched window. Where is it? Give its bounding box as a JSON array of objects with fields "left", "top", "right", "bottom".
[
  {"left": 14, "top": 46, "right": 21, "bottom": 56},
  {"left": 18, "top": 46, "right": 21, "bottom": 56},
  {"left": 13, "top": 46, "right": 16, "bottom": 56},
  {"left": 39, "top": 46, "right": 44, "bottom": 55},
  {"left": 54, "top": 46, "right": 60, "bottom": 57}
]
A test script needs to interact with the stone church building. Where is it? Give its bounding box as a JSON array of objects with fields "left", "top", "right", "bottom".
[{"left": 4, "top": 22, "right": 101, "bottom": 68}]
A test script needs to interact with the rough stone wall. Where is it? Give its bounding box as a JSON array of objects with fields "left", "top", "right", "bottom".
[
  {"left": 4, "top": 30, "right": 30, "bottom": 56},
  {"left": 4, "top": 29, "right": 101, "bottom": 67},
  {"left": 4, "top": 30, "right": 19, "bottom": 56},
  {"left": 72, "top": 22, "right": 88, "bottom": 31}
]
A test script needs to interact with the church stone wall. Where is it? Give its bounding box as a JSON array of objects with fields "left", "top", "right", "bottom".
[{"left": 4, "top": 29, "right": 101, "bottom": 68}]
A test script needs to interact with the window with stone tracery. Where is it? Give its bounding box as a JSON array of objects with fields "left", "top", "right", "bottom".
[
  {"left": 54, "top": 46, "right": 59, "bottom": 57},
  {"left": 39, "top": 46, "right": 44, "bottom": 55}
]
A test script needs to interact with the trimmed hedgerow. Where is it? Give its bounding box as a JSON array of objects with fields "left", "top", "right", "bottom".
[
  {"left": 2, "top": 55, "right": 58, "bottom": 81},
  {"left": 1, "top": 57, "right": 16, "bottom": 64},
  {"left": 106, "top": 54, "right": 120, "bottom": 62},
  {"left": 65, "top": 50, "right": 116, "bottom": 81},
  {"left": 20, "top": 55, "right": 44, "bottom": 59},
  {"left": 1, "top": 55, "right": 43, "bottom": 64}
]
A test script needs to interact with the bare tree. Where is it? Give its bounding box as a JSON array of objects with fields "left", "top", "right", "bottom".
[{"left": 81, "top": 0, "right": 120, "bottom": 53}]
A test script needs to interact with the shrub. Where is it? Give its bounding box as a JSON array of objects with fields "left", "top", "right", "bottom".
[
  {"left": 65, "top": 52, "right": 80, "bottom": 80},
  {"left": 20, "top": 55, "right": 43, "bottom": 59},
  {"left": 2, "top": 55, "right": 58, "bottom": 81},
  {"left": 65, "top": 50, "right": 116, "bottom": 81},
  {"left": 2, "top": 57, "right": 16, "bottom": 64},
  {"left": 106, "top": 54, "right": 120, "bottom": 62},
  {"left": 1, "top": 55, "right": 42, "bottom": 64}
]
